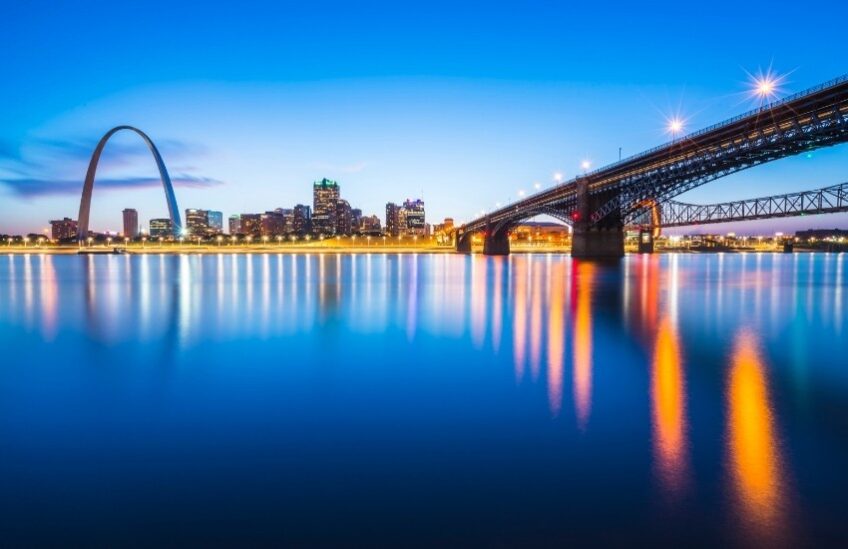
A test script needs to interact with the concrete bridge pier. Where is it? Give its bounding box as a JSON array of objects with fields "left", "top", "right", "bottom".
[
  {"left": 638, "top": 229, "right": 654, "bottom": 254},
  {"left": 571, "top": 179, "right": 625, "bottom": 259},
  {"left": 483, "top": 230, "right": 510, "bottom": 256},
  {"left": 456, "top": 234, "right": 472, "bottom": 254}
]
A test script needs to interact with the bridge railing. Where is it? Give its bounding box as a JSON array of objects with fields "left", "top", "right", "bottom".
[{"left": 584, "top": 73, "right": 848, "bottom": 179}]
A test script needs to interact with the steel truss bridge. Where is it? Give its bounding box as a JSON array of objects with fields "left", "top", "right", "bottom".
[
  {"left": 652, "top": 181, "right": 848, "bottom": 228},
  {"left": 457, "top": 73, "right": 848, "bottom": 256}
]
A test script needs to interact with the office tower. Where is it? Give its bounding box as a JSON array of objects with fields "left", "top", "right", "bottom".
[
  {"left": 385, "top": 202, "right": 400, "bottom": 237},
  {"left": 293, "top": 204, "right": 312, "bottom": 236},
  {"left": 122, "top": 208, "right": 139, "bottom": 238},
  {"left": 312, "top": 178, "right": 340, "bottom": 236},
  {"left": 260, "top": 210, "right": 286, "bottom": 237},
  {"left": 351, "top": 208, "right": 362, "bottom": 234},
  {"left": 149, "top": 218, "right": 173, "bottom": 238},
  {"left": 207, "top": 211, "right": 224, "bottom": 234},
  {"left": 229, "top": 214, "right": 241, "bottom": 235},
  {"left": 185, "top": 208, "right": 210, "bottom": 237},
  {"left": 240, "top": 213, "right": 262, "bottom": 237},
  {"left": 335, "top": 199, "right": 352, "bottom": 236},
  {"left": 49, "top": 218, "right": 78, "bottom": 241},
  {"left": 403, "top": 199, "right": 426, "bottom": 236}
]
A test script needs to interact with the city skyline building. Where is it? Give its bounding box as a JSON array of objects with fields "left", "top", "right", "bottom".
[
  {"left": 240, "top": 213, "right": 261, "bottom": 237},
  {"left": 385, "top": 202, "right": 400, "bottom": 237},
  {"left": 50, "top": 218, "right": 78, "bottom": 241},
  {"left": 293, "top": 204, "right": 312, "bottom": 236},
  {"left": 313, "top": 178, "right": 340, "bottom": 236},
  {"left": 149, "top": 218, "right": 173, "bottom": 238},
  {"left": 260, "top": 210, "right": 286, "bottom": 237},
  {"left": 403, "top": 199, "right": 426, "bottom": 236},
  {"left": 336, "top": 199, "right": 352, "bottom": 236},
  {"left": 208, "top": 210, "right": 223, "bottom": 234},
  {"left": 228, "top": 214, "right": 241, "bottom": 236},
  {"left": 122, "top": 208, "right": 138, "bottom": 238}
]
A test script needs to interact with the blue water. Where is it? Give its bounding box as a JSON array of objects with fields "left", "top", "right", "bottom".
[{"left": 0, "top": 252, "right": 846, "bottom": 545}]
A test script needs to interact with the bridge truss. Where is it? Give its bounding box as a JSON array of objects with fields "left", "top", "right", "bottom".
[{"left": 655, "top": 181, "right": 848, "bottom": 228}]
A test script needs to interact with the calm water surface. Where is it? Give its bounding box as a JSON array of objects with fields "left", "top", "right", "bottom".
[{"left": 1, "top": 253, "right": 846, "bottom": 545}]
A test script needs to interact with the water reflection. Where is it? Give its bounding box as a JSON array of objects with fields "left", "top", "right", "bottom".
[
  {"left": 727, "top": 330, "right": 786, "bottom": 540},
  {"left": 572, "top": 261, "right": 594, "bottom": 430},
  {"left": 0, "top": 253, "right": 845, "bottom": 545},
  {"left": 651, "top": 316, "right": 688, "bottom": 495}
]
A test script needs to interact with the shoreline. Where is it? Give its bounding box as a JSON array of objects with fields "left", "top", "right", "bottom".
[{"left": 0, "top": 245, "right": 825, "bottom": 255}]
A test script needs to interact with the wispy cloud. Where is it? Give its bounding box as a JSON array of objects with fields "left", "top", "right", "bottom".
[
  {"left": 0, "top": 134, "right": 221, "bottom": 198},
  {"left": 1, "top": 175, "right": 223, "bottom": 198}
]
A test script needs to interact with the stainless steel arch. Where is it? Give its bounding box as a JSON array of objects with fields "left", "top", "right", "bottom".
[{"left": 77, "top": 126, "right": 182, "bottom": 241}]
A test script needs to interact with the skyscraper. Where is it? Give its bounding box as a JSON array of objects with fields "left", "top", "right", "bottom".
[
  {"left": 293, "top": 204, "right": 312, "bottom": 236},
  {"left": 385, "top": 202, "right": 400, "bottom": 237},
  {"left": 122, "top": 208, "right": 139, "bottom": 238},
  {"left": 335, "top": 199, "right": 352, "bottom": 236},
  {"left": 228, "top": 214, "right": 241, "bottom": 235},
  {"left": 312, "top": 178, "right": 340, "bottom": 236},
  {"left": 185, "top": 208, "right": 210, "bottom": 237},
  {"left": 207, "top": 211, "right": 224, "bottom": 234},
  {"left": 403, "top": 199, "right": 426, "bottom": 236}
]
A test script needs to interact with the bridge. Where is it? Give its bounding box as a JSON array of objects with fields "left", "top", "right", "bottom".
[{"left": 456, "top": 74, "right": 848, "bottom": 257}]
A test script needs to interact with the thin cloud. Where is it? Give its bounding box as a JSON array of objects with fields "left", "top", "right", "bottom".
[{"left": 1, "top": 174, "right": 224, "bottom": 198}]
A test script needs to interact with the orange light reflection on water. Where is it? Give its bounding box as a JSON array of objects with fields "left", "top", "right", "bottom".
[
  {"left": 546, "top": 261, "right": 565, "bottom": 416},
  {"left": 572, "top": 262, "right": 594, "bottom": 430},
  {"left": 727, "top": 330, "right": 786, "bottom": 540}
]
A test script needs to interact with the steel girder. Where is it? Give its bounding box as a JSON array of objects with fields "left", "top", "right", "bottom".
[
  {"left": 594, "top": 103, "right": 848, "bottom": 224},
  {"left": 656, "top": 181, "right": 848, "bottom": 228}
]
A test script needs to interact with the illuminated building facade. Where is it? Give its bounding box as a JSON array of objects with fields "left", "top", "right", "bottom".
[
  {"left": 312, "top": 178, "right": 340, "bottom": 236},
  {"left": 122, "top": 208, "right": 138, "bottom": 238}
]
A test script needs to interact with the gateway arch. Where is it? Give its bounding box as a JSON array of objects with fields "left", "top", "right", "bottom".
[{"left": 77, "top": 126, "right": 182, "bottom": 241}]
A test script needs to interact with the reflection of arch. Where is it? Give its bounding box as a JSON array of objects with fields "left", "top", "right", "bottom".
[{"left": 77, "top": 126, "right": 182, "bottom": 241}]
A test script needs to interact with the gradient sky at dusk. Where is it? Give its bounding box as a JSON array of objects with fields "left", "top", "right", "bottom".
[{"left": 2, "top": 0, "right": 847, "bottom": 235}]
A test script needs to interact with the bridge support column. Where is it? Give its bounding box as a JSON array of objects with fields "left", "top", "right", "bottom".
[
  {"left": 483, "top": 231, "right": 510, "bottom": 256},
  {"left": 783, "top": 240, "right": 794, "bottom": 253},
  {"left": 456, "top": 234, "right": 472, "bottom": 254},
  {"left": 571, "top": 178, "right": 624, "bottom": 259},
  {"left": 638, "top": 229, "right": 654, "bottom": 254}
]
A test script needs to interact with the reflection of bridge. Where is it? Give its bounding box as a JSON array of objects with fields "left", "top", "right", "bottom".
[
  {"left": 457, "top": 74, "right": 848, "bottom": 257},
  {"left": 77, "top": 126, "right": 182, "bottom": 241}
]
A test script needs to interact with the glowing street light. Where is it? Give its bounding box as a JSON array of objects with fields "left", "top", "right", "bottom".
[
  {"left": 580, "top": 160, "right": 591, "bottom": 172},
  {"left": 518, "top": 189, "right": 526, "bottom": 198},
  {"left": 668, "top": 117, "right": 685, "bottom": 136},
  {"left": 533, "top": 181, "right": 541, "bottom": 190}
]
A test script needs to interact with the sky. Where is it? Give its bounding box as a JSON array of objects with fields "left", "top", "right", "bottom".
[{"left": 2, "top": 0, "right": 848, "bottom": 236}]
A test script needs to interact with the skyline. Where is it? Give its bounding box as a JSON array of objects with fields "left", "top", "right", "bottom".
[{"left": 3, "top": 1, "right": 848, "bottom": 235}]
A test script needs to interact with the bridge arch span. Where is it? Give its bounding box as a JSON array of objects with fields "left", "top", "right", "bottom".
[{"left": 77, "top": 126, "right": 182, "bottom": 241}]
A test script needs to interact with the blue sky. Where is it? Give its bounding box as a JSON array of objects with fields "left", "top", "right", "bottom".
[{"left": 2, "top": 0, "right": 847, "bottom": 235}]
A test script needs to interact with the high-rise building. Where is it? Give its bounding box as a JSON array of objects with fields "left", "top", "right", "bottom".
[
  {"left": 185, "top": 208, "right": 210, "bottom": 237},
  {"left": 207, "top": 211, "right": 223, "bottom": 234},
  {"left": 385, "top": 202, "right": 400, "bottom": 237},
  {"left": 260, "top": 211, "right": 286, "bottom": 237},
  {"left": 335, "top": 199, "right": 353, "bottom": 236},
  {"left": 351, "top": 208, "right": 362, "bottom": 234},
  {"left": 49, "top": 218, "right": 78, "bottom": 241},
  {"left": 122, "top": 208, "right": 139, "bottom": 238},
  {"left": 397, "top": 208, "right": 408, "bottom": 236},
  {"left": 149, "top": 218, "right": 173, "bottom": 238},
  {"left": 275, "top": 208, "right": 294, "bottom": 234},
  {"left": 293, "top": 204, "right": 312, "bottom": 236},
  {"left": 228, "top": 214, "right": 241, "bottom": 235},
  {"left": 312, "top": 178, "right": 340, "bottom": 235},
  {"left": 403, "top": 199, "right": 426, "bottom": 236},
  {"left": 240, "top": 213, "right": 262, "bottom": 237}
]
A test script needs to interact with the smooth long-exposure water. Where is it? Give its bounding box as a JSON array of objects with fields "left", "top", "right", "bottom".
[{"left": 0, "top": 252, "right": 846, "bottom": 545}]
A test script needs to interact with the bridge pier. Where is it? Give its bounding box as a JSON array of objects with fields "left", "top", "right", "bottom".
[
  {"left": 783, "top": 240, "right": 794, "bottom": 253},
  {"left": 483, "top": 231, "right": 510, "bottom": 256},
  {"left": 456, "top": 234, "right": 472, "bottom": 254},
  {"left": 571, "top": 178, "right": 625, "bottom": 259},
  {"left": 638, "top": 229, "right": 654, "bottom": 254}
]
